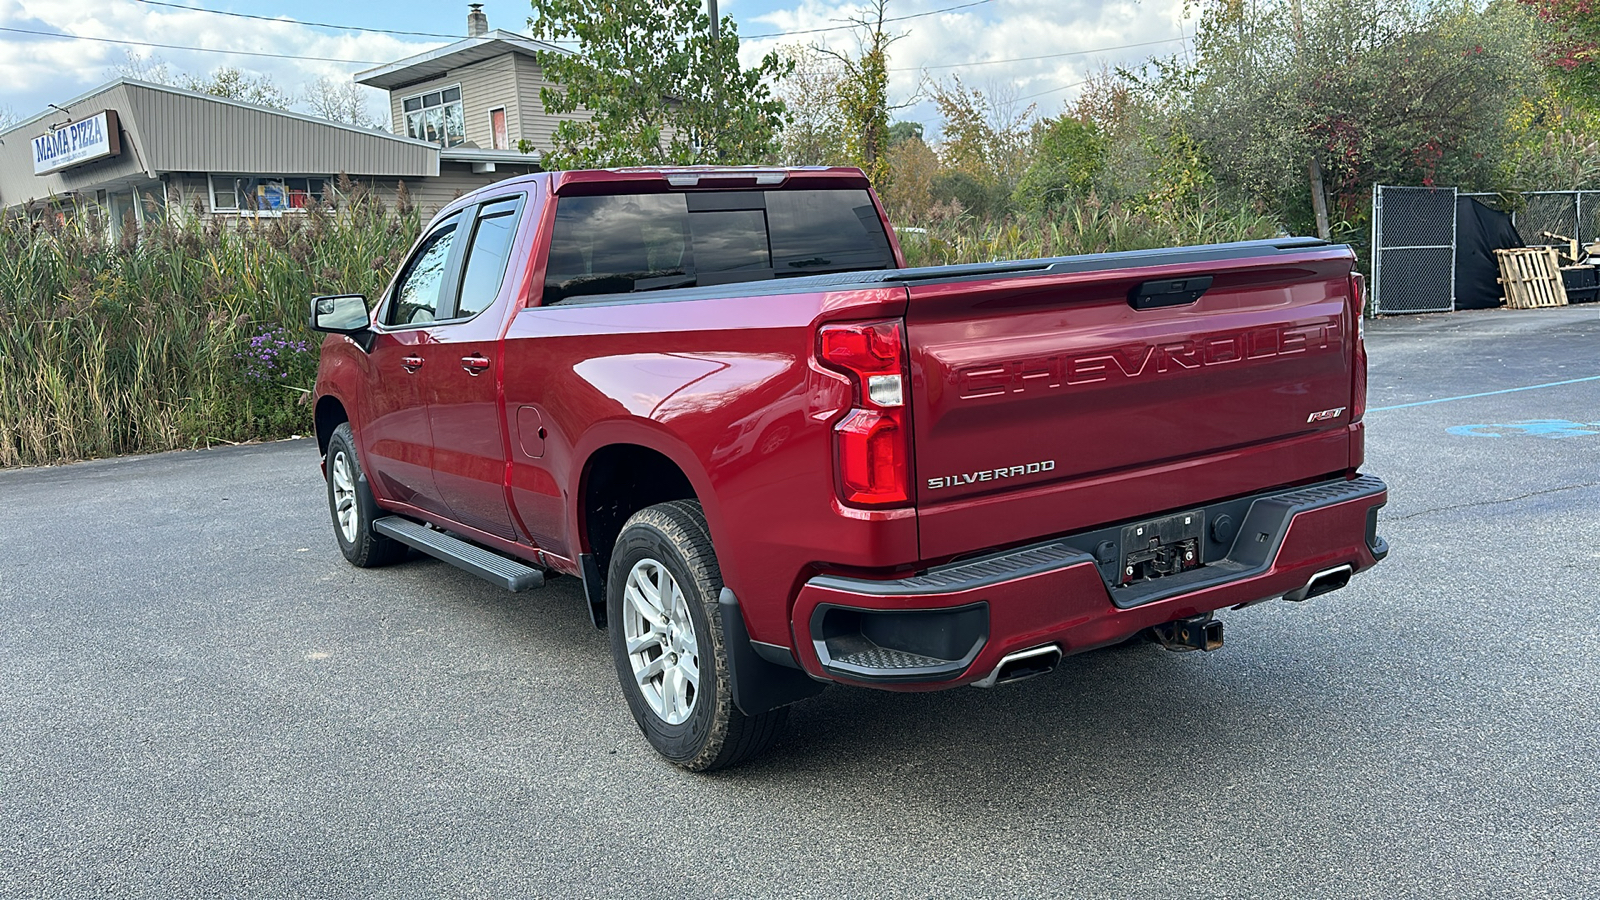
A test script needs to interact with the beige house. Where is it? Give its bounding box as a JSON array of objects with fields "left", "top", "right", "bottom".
[{"left": 354, "top": 8, "right": 590, "bottom": 159}]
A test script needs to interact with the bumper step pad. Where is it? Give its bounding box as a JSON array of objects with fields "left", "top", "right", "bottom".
[
  {"left": 373, "top": 517, "right": 544, "bottom": 592},
  {"left": 831, "top": 643, "right": 949, "bottom": 671}
]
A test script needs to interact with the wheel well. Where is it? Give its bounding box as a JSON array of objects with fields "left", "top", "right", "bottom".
[
  {"left": 314, "top": 397, "right": 349, "bottom": 457},
  {"left": 583, "top": 444, "right": 697, "bottom": 576}
]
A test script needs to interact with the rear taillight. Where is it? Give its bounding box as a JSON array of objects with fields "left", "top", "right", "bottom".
[
  {"left": 819, "top": 320, "right": 911, "bottom": 507},
  {"left": 1351, "top": 273, "right": 1368, "bottom": 422}
]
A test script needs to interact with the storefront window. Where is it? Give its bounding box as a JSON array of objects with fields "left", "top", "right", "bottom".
[
  {"left": 209, "top": 175, "right": 328, "bottom": 215},
  {"left": 402, "top": 85, "right": 465, "bottom": 148}
]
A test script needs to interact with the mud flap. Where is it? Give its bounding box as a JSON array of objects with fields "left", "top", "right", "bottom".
[{"left": 719, "top": 588, "right": 826, "bottom": 716}]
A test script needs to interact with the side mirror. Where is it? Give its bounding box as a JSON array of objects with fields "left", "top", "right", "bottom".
[{"left": 309, "top": 294, "right": 371, "bottom": 335}]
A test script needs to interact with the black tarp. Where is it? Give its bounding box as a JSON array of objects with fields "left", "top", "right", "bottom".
[{"left": 1454, "top": 197, "right": 1524, "bottom": 309}]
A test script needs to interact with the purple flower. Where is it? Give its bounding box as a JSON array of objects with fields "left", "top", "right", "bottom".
[{"left": 237, "top": 327, "right": 313, "bottom": 383}]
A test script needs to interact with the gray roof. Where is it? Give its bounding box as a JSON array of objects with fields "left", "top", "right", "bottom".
[
  {"left": 0, "top": 79, "right": 441, "bottom": 209},
  {"left": 354, "top": 30, "right": 569, "bottom": 92}
]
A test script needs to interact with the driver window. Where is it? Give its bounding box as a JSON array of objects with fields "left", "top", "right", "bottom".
[{"left": 388, "top": 216, "right": 460, "bottom": 326}]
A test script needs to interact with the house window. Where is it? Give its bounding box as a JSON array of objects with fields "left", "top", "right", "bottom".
[
  {"left": 402, "top": 85, "right": 465, "bottom": 148},
  {"left": 209, "top": 175, "right": 328, "bottom": 215},
  {"left": 489, "top": 107, "right": 508, "bottom": 151}
]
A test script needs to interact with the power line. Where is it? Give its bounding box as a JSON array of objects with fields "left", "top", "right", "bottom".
[
  {"left": 5, "top": 2, "right": 1177, "bottom": 83},
  {"left": 742, "top": 0, "right": 996, "bottom": 39},
  {"left": 1014, "top": 79, "right": 1090, "bottom": 103},
  {"left": 130, "top": 0, "right": 996, "bottom": 44},
  {"left": 790, "top": 35, "right": 1189, "bottom": 78},
  {"left": 132, "top": 0, "right": 467, "bottom": 40},
  {"left": 911, "top": 36, "right": 1187, "bottom": 71},
  {"left": 0, "top": 24, "right": 386, "bottom": 63}
]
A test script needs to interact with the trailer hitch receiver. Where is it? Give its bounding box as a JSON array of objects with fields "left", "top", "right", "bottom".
[{"left": 1150, "top": 615, "right": 1224, "bottom": 652}]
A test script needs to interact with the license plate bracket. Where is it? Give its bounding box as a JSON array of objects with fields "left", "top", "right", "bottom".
[{"left": 1119, "top": 509, "right": 1204, "bottom": 586}]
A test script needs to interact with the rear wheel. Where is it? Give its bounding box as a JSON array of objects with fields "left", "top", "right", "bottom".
[
  {"left": 607, "top": 500, "right": 786, "bottom": 771},
  {"left": 325, "top": 423, "right": 406, "bottom": 568}
]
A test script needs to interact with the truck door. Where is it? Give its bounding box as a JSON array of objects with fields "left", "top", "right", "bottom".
[
  {"left": 420, "top": 195, "right": 528, "bottom": 543},
  {"left": 361, "top": 212, "right": 463, "bottom": 518}
]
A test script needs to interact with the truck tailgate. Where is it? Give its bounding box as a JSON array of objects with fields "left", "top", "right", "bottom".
[{"left": 905, "top": 243, "right": 1359, "bottom": 559}]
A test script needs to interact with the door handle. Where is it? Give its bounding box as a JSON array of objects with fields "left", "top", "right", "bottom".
[
  {"left": 461, "top": 355, "right": 491, "bottom": 374},
  {"left": 401, "top": 355, "right": 424, "bottom": 371}
]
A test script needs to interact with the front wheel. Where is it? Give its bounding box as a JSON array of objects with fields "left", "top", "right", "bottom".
[
  {"left": 324, "top": 422, "right": 406, "bottom": 568},
  {"left": 607, "top": 500, "right": 786, "bottom": 771}
]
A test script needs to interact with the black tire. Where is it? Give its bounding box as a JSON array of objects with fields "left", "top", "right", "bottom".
[
  {"left": 607, "top": 500, "right": 787, "bottom": 772},
  {"left": 324, "top": 422, "right": 407, "bottom": 568}
]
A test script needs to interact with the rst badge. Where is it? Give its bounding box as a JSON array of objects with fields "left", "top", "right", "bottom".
[
  {"left": 927, "top": 460, "right": 1056, "bottom": 490},
  {"left": 1306, "top": 407, "right": 1347, "bottom": 423}
]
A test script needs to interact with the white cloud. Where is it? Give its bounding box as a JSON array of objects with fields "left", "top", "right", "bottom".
[
  {"left": 0, "top": 0, "right": 439, "bottom": 127},
  {"left": 737, "top": 0, "right": 1193, "bottom": 138},
  {"left": 0, "top": 0, "right": 1195, "bottom": 144}
]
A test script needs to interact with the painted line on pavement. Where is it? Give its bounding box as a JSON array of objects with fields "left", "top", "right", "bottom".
[{"left": 1369, "top": 374, "right": 1600, "bottom": 412}]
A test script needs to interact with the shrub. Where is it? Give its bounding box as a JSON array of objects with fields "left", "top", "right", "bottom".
[{"left": 0, "top": 187, "right": 420, "bottom": 467}]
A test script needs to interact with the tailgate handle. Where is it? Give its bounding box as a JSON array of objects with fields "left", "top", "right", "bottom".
[{"left": 1130, "top": 276, "right": 1214, "bottom": 310}]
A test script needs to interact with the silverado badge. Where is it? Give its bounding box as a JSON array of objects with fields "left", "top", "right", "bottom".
[{"left": 927, "top": 460, "right": 1056, "bottom": 490}]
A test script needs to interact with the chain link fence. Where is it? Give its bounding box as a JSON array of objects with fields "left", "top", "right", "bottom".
[
  {"left": 1505, "top": 191, "right": 1600, "bottom": 252},
  {"left": 1374, "top": 187, "right": 1600, "bottom": 315},
  {"left": 1371, "top": 185, "right": 1457, "bottom": 314}
]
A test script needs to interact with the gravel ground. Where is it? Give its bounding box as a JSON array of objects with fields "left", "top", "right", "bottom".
[{"left": 1, "top": 305, "right": 1596, "bottom": 899}]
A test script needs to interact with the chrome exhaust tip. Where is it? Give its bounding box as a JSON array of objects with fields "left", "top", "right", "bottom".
[
  {"left": 1283, "top": 564, "right": 1354, "bottom": 602},
  {"left": 972, "top": 644, "right": 1062, "bottom": 689}
]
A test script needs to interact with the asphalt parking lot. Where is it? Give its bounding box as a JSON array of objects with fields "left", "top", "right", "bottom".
[{"left": 2, "top": 306, "right": 1598, "bottom": 899}]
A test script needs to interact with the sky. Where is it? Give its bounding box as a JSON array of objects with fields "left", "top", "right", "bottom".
[{"left": 0, "top": 0, "right": 1193, "bottom": 138}]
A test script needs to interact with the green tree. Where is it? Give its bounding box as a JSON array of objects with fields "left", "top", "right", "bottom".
[
  {"left": 927, "top": 76, "right": 1035, "bottom": 188},
  {"left": 528, "top": 0, "right": 789, "bottom": 167},
  {"left": 1176, "top": 0, "right": 1542, "bottom": 234},
  {"left": 1521, "top": 0, "right": 1600, "bottom": 108},
  {"left": 882, "top": 131, "right": 940, "bottom": 221},
  {"left": 772, "top": 46, "right": 849, "bottom": 165},
  {"left": 924, "top": 76, "right": 1036, "bottom": 217},
  {"left": 819, "top": 0, "right": 898, "bottom": 187},
  {"left": 1013, "top": 116, "right": 1105, "bottom": 211},
  {"left": 888, "top": 120, "right": 924, "bottom": 146}
]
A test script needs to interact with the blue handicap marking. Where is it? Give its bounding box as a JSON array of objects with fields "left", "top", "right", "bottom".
[{"left": 1447, "top": 419, "right": 1600, "bottom": 439}]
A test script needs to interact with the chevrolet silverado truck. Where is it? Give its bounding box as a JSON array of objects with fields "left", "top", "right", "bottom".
[{"left": 308, "top": 166, "right": 1388, "bottom": 771}]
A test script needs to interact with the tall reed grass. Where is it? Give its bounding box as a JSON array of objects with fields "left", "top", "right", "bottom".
[
  {"left": 896, "top": 195, "right": 1282, "bottom": 267},
  {"left": 0, "top": 183, "right": 420, "bottom": 467},
  {"left": 0, "top": 186, "right": 1276, "bottom": 468}
]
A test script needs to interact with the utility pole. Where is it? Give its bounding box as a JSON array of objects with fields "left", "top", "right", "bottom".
[{"left": 706, "top": 0, "right": 723, "bottom": 160}]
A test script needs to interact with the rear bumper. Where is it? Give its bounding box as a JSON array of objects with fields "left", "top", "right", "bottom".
[{"left": 793, "top": 474, "right": 1388, "bottom": 690}]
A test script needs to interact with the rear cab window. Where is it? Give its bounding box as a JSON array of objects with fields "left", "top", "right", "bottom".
[{"left": 542, "top": 189, "right": 894, "bottom": 304}]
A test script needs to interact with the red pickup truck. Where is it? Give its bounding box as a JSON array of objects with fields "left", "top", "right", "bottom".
[{"left": 309, "top": 166, "right": 1387, "bottom": 771}]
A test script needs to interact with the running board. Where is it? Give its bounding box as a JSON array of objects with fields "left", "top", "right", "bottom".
[{"left": 373, "top": 517, "right": 544, "bottom": 592}]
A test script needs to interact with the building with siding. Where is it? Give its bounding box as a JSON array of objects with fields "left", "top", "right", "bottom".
[
  {"left": 352, "top": 12, "right": 590, "bottom": 159},
  {"left": 0, "top": 6, "right": 573, "bottom": 229}
]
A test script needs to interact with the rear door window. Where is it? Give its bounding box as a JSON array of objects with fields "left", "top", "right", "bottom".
[
  {"left": 453, "top": 197, "right": 523, "bottom": 319},
  {"left": 542, "top": 189, "right": 893, "bottom": 304}
]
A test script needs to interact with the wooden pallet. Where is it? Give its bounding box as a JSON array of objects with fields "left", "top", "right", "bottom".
[{"left": 1496, "top": 247, "right": 1569, "bottom": 309}]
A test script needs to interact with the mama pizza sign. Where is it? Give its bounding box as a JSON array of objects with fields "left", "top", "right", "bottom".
[{"left": 33, "top": 111, "right": 122, "bottom": 176}]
